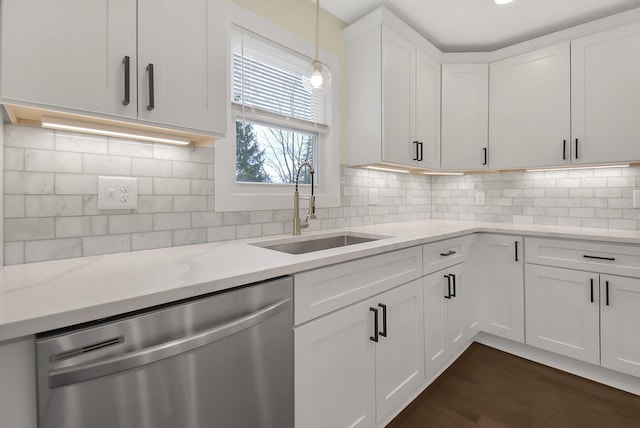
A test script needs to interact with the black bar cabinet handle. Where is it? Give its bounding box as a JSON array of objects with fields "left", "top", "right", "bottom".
[
  {"left": 450, "top": 274, "right": 456, "bottom": 298},
  {"left": 440, "top": 250, "right": 456, "bottom": 257},
  {"left": 590, "top": 278, "right": 594, "bottom": 303},
  {"left": 562, "top": 140, "right": 566, "bottom": 160},
  {"left": 419, "top": 142, "right": 424, "bottom": 161},
  {"left": 378, "top": 303, "right": 387, "bottom": 337},
  {"left": 369, "top": 307, "right": 379, "bottom": 342},
  {"left": 122, "top": 56, "right": 130, "bottom": 106},
  {"left": 583, "top": 255, "right": 615, "bottom": 261},
  {"left": 147, "top": 63, "right": 155, "bottom": 111},
  {"left": 444, "top": 275, "right": 452, "bottom": 299},
  {"left": 515, "top": 241, "right": 519, "bottom": 262},
  {"left": 482, "top": 147, "right": 488, "bottom": 166},
  {"left": 605, "top": 281, "right": 610, "bottom": 306},
  {"left": 413, "top": 141, "right": 419, "bottom": 161},
  {"left": 575, "top": 138, "right": 579, "bottom": 159}
]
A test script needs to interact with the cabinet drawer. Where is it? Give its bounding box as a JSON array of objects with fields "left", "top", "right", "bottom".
[
  {"left": 294, "top": 246, "right": 423, "bottom": 325},
  {"left": 422, "top": 236, "right": 471, "bottom": 275},
  {"left": 525, "top": 237, "right": 640, "bottom": 278}
]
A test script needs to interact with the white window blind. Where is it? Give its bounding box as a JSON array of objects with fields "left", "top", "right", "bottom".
[{"left": 231, "top": 25, "right": 329, "bottom": 129}]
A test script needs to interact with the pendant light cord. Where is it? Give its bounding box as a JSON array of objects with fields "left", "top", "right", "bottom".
[{"left": 315, "top": 0, "right": 320, "bottom": 61}]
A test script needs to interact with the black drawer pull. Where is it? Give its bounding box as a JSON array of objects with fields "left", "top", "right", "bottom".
[
  {"left": 450, "top": 273, "right": 456, "bottom": 298},
  {"left": 147, "top": 63, "right": 155, "bottom": 111},
  {"left": 440, "top": 250, "right": 456, "bottom": 257},
  {"left": 583, "top": 255, "right": 615, "bottom": 261},
  {"left": 444, "top": 275, "right": 452, "bottom": 299},
  {"left": 369, "top": 307, "right": 379, "bottom": 342},
  {"left": 122, "top": 56, "right": 130, "bottom": 106},
  {"left": 378, "top": 303, "right": 387, "bottom": 337}
]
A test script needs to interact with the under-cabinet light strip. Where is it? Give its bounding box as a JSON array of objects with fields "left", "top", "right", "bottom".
[
  {"left": 364, "top": 166, "right": 411, "bottom": 174},
  {"left": 419, "top": 172, "right": 465, "bottom": 176},
  {"left": 41, "top": 117, "right": 191, "bottom": 146},
  {"left": 526, "top": 164, "right": 630, "bottom": 172}
]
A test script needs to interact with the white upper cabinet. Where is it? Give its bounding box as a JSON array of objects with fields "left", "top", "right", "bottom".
[
  {"left": 415, "top": 49, "right": 441, "bottom": 169},
  {"left": 441, "top": 64, "right": 489, "bottom": 170},
  {"left": 381, "top": 26, "right": 417, "bottom": 166},
  {"left": 0, "top": 0, "right": 137, "bottom": 119},
  {"left": 137, "top": 0, "right": 226, "bottom": 133},
  {"left": 489, "top": 42, "right": 571, "bottom": 169},
  {"left": 0, "top": 0, "right": 226, "bottom": 135},
  {"left": 571, "top": 22, "right": 640, "bottom": 165},
  {"left": 347, "top": 9, "right": 441, "bottom": 170}
]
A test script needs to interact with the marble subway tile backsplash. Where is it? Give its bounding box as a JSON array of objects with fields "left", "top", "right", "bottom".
[
  {"left": 7, "top": 123, "right": 637, "bottom": 266},
  {"left": 431, "top": 168, "right": 640, "bottom": 229},
  {"left": 3, "top": 125, "right": 431, "bottom": 265}
]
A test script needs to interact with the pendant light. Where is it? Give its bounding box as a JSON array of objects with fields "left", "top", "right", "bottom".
[{"left": 302, "top": 0, "right": 332, "bottom": 94}]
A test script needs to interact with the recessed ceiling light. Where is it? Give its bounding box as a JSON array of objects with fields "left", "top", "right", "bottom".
[{"left": 495, "top": 0, "right": 514, "bottom": 5}]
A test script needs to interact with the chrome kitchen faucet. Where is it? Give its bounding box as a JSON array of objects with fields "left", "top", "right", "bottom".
[{"left": 293, "top": 161, "right": 316, "bottom": 235}]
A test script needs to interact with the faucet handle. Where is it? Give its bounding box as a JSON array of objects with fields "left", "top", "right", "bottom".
[{"left": 309, "top": 195, "right": 317, "bottom": 219}]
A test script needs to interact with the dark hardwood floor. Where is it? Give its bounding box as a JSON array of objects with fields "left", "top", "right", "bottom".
[{"left": 387, "top": 343, "right": 640, "bottom": 428}]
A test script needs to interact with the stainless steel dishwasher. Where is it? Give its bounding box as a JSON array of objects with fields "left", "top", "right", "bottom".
[{"left": 36, "top": 277, "right": 293, "bottom": 428}]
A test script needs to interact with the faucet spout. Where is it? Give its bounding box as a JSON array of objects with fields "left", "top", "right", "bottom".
[{"left": 293, "top": 161, "right": 316, "bottom": 236}]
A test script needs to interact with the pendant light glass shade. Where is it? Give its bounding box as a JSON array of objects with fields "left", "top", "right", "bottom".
[
  {"left": 303, "top": 60, "right": 332, "bottom": 94},
  {"left": 303, "top": 0, "right": 332, "bottom": 94}
]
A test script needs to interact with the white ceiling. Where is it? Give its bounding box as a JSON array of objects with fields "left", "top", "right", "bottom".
[{"left": 319, "top": 0, "right": 640, "bottom": 52}]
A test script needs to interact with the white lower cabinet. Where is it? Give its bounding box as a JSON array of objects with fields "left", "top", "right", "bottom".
[
  {"left": 600, "top": 274, "right": 640, "bottom": 377},
  {"left": 295, "top": 279, "right": 424, "bottom": 428},
  {"left": 525, "top": 264, "right": 600, "bottom": 364},
  {"left": 526, "top": 264, "right": 640, "bottom": 377},
  {"left": 476, "top": 235, "right": 524, "bottom": 343},
  {"left": 423, "top": 263, "right": 468, "bottom": 381}
]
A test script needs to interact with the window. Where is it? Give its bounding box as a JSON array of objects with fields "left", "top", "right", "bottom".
[
  {"left": 216, "top": 4, "right": 340, "bottom": 212},
  {"left": 231, "top": 26, "right": 326, "bottom": 185}
]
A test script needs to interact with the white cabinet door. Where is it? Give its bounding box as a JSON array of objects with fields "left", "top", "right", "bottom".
[
  {"left": 137, "top": 0, "right": 227, "bottom": 134},
  {"left": 477, "top": 235, "right": 525, "bottom": 343},
  {"left": 424, "top": 270, "right": 449, "bottom": 381},
  {"left": 295, "top": 301, "right": 375, "bottom": 428},
  {"left": 525, "top": 264, "right": 600, "bottom": 365},
  {"left": 441, "top": 64, "right": 489, "bottom": 170},
  {"left": 446, "top": 263, "right": 465, "bottom": 352},
  {"left": 374, "top": 280, "right": 424, "bottom": 424},
  {"left": 382, "top": 26, "right": 415, "bottom": 166},
  {"left": 415, "top": 49, "right": 441, "bottom": 169},
  {"left": 0, "top": 0, "right": 137, "bottom": 119},
  {"left": 489, "top": 42, "right": 571, "bottom": 169},
  {"left": 571, "top": 22, "right": 640, "bottom": 165},
  {"left": 600, "top": 274, "right": 640, "bottom": 377},
  {"left": 423, "top": 264, "right": 466, "bottom": 381}
]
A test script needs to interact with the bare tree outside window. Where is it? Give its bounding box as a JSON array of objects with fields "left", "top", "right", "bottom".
[{"left": 236, "top": 120, "right": 315, "bottom": 185}]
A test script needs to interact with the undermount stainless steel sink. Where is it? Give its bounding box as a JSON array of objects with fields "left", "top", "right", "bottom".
[{"left": 252, "top": 233, "right": 390, "bottom": 255}]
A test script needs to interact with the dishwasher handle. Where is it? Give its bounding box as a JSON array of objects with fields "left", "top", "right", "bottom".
[{"left": 48, "top": 297, "right": 291, "bottom": 388}]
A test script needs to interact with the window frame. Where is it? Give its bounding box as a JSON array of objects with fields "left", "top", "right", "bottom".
[{"left": 215, "top": 3, "right": 340, "bottom": 212}]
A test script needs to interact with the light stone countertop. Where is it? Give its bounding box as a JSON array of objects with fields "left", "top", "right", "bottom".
[{"left": 1, "top": 219, "right": 640, "bottom": 342}]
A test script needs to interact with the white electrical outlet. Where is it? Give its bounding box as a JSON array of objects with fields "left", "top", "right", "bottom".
[
  {"left": 98, "top": 176, "right": 138, "bottom": 209},
  {"left": 475, "top": 191, "right": 486, "bottom": 206},
  {"left": 634, "top": 190, "right": 640, "bottom": 209},
  {"left": 368, "top": 188, "right": 379, "bottom": 205}
]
